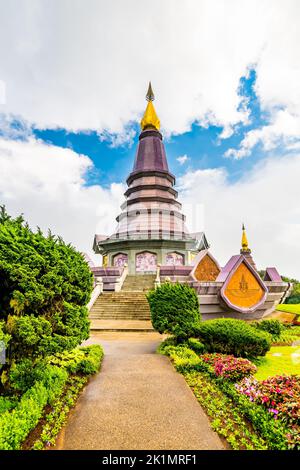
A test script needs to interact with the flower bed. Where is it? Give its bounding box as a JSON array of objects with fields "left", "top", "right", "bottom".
[
  {"left": 201, "top": 354, "right": 257, "bottom": 382},
  {"left": 236, "top": 375, "right": 300, "bottom": 448},
  {"left": 159, "top": 340, "right": 297, "bottom": 449}
]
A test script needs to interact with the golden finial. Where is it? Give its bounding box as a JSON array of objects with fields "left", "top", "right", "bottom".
[
  {"left": 141, "top": 82, "right": 160, "bottom": 131},
  {"left": 146, "top": 82, "right": 155, "bottom": 101},
  {"left": 241, "top": 223, "right": 251, "bottom": 253}
]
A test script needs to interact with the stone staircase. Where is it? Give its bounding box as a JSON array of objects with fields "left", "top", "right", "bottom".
[
  {"left": 121, "top": 274, "right": 155, "bottom": 292},
  {"left": 89, "top": 274, "right": 155, "bottom": 331}
]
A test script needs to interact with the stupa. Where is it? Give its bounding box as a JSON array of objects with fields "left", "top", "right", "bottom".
[
  {"left": 89, "top": 85, "right": 290, "bottom": 322},
  {"left": 93, "top": 83, "right": 208, "bottom": 273}
]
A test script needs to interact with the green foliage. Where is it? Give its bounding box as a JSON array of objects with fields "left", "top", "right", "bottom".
[
  {"left": 32, "top": 375, "right": 88, "bottom": 450},
  {"left": 0, "top": 207, "right": 93, "bottom": 363},
  {"left": 0, "top": 396, "right": 17, "bottom": 414},
  {"left": 282, "top": 275, "right": 300, "bottom": 304},
  {"left": 0, "top": 344, "right": 103, "bottom": 449},
  {"left": 157, "top": 336, "right": 178, "bottom": 355},
  {"left": 147, "top": 282, "right": 200, "bottom": 341},
  {"left": 8, "top": 359, "right": 36, "bottom": 392},
  {"left": 253, "top": 319, "right": 284, "bottom": 337},
  {"left": 195, "top": 318, "right": 271, "bottom": 358},
  {"left": 48, "top": 344, "right": 104, "bottom": 375},
  {"left": 187, "top": 337, "right": 206, "bottom": 354},
  {"left": 0, "top": 363, "right": 68, "bottom": 450},
  {"left": 0, "top": 321, "right": 10, "bottom": 372},
  {"left": 168, "top": 345, "right": 204, "bottom": 373}
]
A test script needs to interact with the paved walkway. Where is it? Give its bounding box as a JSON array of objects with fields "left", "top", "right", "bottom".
[{"left": 55, "top": 332, "right": 224, "bottom": 450}]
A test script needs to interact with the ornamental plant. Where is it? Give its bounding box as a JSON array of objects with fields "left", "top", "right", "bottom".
[
  {"left": 147, "top": 282, "right": 201, "bottom": 341},
  {"left": 201, "top": 353, "right": 257, "bottom": 382},
  {"left": 0, "top": 206, "right": 93, "bottom": 369}
]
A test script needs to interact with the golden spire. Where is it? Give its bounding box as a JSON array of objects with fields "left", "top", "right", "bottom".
[
  {"left": 241, "top": 223, "right": 251, "bottom": 252},
  {"left": 140, "top": 82, "right": 160, "bottom": 131}
]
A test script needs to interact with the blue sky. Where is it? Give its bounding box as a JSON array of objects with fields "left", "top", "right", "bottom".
[{"left": 32, "top": 69, "right": 271, "bottom": 188}]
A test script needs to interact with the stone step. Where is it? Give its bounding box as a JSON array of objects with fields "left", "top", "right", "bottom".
[{"left": 90, "top": 319, "right": 154, "bottom": 332}]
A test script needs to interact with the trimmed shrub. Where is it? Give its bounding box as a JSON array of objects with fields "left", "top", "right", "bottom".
[
  {"left": 195, "top": 318, "right": 271, "bottom": 358},
  {"left": 254, "top": 319, "right": 284, "bottom": 337},
  {"left": 147, "top": 282, "right": 200, "bottom": 341}
]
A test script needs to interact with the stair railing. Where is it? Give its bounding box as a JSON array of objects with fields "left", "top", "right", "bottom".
[
  {"left": 87, "top": 276, "right": 103, "bottom": 311},
  {"left": 115, "top": 264, "right": 128, "bottom": 292}
]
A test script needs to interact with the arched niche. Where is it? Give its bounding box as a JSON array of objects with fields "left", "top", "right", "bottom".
[
  {"left": 136, "top": 251, "right": 157, "bottom": 272},
  {"left": 166, "top": 252, "right": 184, "bottom": 266},
  {"left": 113, "top": 252, "right": 128, "bottom": 268}
]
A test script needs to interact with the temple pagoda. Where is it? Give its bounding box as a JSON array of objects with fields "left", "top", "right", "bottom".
[{"left": 93, "top": 83, "right": 209, "bottom": 274}]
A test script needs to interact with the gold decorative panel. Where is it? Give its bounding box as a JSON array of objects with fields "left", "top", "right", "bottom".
[
  {"left": 224, "top": 262, "right": 264, "bottom": 309},
  {"left": 194, "top": 254, "right": 220, "bottom": 281}
]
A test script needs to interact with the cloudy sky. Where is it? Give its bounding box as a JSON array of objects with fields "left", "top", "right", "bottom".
[{"left": 0, "top": 0, "right": 300, "bottom": 278}]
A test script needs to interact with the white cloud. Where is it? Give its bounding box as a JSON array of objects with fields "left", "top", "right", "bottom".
[
  {"left": 178, "top": 154, "right": 300, "bottom": 279},
  {"left": 177, "top": 154, "right": 189, "bottom": 165},
  {"left": 0, "top": 137, "right": 124, "bottom": 262},
  {"left": 225, "top": 109, "right": 300, "bottom": 159},
  {"left": 0, "top": 0, "right": 299, "bottom": 142}
]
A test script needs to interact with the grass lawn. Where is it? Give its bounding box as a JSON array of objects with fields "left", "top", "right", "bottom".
[
  {"left": 255, "top": 346, "right": 300, "bottom": 380},
  {"left": 276, "top": 304, "right": 300, "bottom": 315}
]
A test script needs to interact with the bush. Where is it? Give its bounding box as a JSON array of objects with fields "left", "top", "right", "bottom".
[
  {"left": 48, "top": 345, "right": 104, "bottom": 375},
  {"left": 187, "top": 338, "right": 206, "bottom": 354},
  {"left": 8, "top": 359, "right": 36, "bottom": 392},
  {"left": 254, "top": 319, "right": 284, "bottom": 337},
  {"left": 0, "top": 207, "right": 93, "bottom": 365},
  {"left": 195, "top": 318, "right": 271, "bottom": 358},
  {"left": 201, "top": 353, "right": 257, "bottom": 382},
  {"left": 168, "top": 346, "right": 203, "bottom": 373},
  {"left": 147, "top": 282, "right": 200, "bottom": 341}
]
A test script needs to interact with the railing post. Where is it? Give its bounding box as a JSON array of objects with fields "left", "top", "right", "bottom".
[
  {"left": 95, "top": 276, "right": 103, "bottom": 294},
  {"left": 154, "top": 263, "right": 161, "bottom": 289}
]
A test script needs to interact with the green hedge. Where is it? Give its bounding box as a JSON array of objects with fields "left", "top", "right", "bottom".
[
  {"left": 195, "top": 318, "right": 271, "bottom": 358},
  {"left": 147, "top": 282, "right": 200, "bottom": 340}
]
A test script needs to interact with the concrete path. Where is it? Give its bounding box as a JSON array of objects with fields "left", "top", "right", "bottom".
[{"left": 55, "top": 332, "right": 224, "bottom": 450}]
